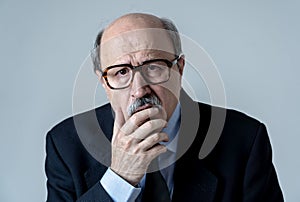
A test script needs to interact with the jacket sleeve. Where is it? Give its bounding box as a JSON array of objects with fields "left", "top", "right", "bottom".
[
  {"left": 243, "top": 124, "right": 284, "bottom": 202},
  {"left": 76, "top": 183, "right": 113, "bottom": 202},
  {"left": 45, "top": 131, "right": 113, "bottom": 202}
]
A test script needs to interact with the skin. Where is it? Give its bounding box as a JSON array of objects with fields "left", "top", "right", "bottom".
[{"left": 95, "top": 13, "right": 185, "bottom": 185}]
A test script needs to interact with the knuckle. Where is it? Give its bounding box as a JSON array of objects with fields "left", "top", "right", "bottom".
[
  {"left": 131, "top": 114, "right": 138, "bottom": 123},
  {"left": 159, "top": 120, "right": 166, "bottom": 128},
  {"left": 162, "top": 132, "right": 168, "bottom": 138},
  {"left": 132, "top": 146, "right": 141, "bottom": 154},
  {"left": 122, "top": 138, "right": 133, "bottom": 150},
  {"left": 151, "top": 133, "right": 160, "bottom": 142},
  {"left": 144, "top": 120, "right": 153, "bottom": 129},
  {"left": 118, "top": 127, "right": 127, "bottom": 135}
]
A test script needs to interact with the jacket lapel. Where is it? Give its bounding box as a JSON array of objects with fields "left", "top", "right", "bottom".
[{"left": 172, "top": 90, "right": 218, "bottom": 201}]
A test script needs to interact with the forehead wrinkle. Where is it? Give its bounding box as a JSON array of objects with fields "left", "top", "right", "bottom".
[
  {"left": 100, "top": 28, "right": 175, "bottom": 68},
  {"left": 107, "top": 50, "right": 166, "bottom": 68}
]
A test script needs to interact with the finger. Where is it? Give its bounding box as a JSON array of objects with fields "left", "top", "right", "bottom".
[
  {"left": 152, "top": 106, "right": 167, "bottom": 121},
  {"left": 122, "top": 107, "right": 163, "bottom": 135},
  {"left": 132, "top": 119, "right": 168, "bottom": 141},
  {"left": 140, "top": 132, "right": 169, "bottom": 151},
  {"left": 113, "top": 107, "right": 125, "bottom": 142},
  {"left": 146, "top": 143, "right": 168, "bottom": 159}
]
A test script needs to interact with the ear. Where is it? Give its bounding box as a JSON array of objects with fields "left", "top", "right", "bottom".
[
  {"left": 95, "top": 70, "right": 106, "bottom": 88},
  {"left": 95, "top": 70, "right": 111, "bottom": 101},
  {"left": 95, "top": 70, "right": 102, "bottom": 79},
  {"left": 177, "top": 55, "right": 185, "bottom": 75}
]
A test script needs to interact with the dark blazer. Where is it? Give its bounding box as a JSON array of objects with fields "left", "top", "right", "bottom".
[{"left": 45, "top": 92, "right": 284, "bottom": 201}]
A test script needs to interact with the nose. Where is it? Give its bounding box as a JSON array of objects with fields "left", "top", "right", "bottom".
[{"left": 130, "top": 71, "right": 151, "bottom": 98}]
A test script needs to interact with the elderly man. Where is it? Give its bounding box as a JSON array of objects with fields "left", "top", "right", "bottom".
[{"left": 45, "top": 13, "right": 284, "bottom": 201}]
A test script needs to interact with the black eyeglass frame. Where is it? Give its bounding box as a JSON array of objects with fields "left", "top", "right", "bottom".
[{"left": 100, "top": 54, "right": 182, "bottom": 90}]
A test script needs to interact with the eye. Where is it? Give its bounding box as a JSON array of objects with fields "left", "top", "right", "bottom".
[
  {"left": 145, "top": 64, "right": 165, "bottom": 78},
  {"left": 148, "top": 65, "right": 162, "bottom": 71},
  {"left": 115, "top": 68, "right": 130, "bottom": 76}
]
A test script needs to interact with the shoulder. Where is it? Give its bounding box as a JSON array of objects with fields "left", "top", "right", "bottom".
[
  {"left": 197, "top": 102, "right": 266, "bottom": 157},
  {"left": 46, "top": 103, "right": 113, "bottom": 154},
  {"left": 45, "top": 103, "right": 113, "bottom": 167},
  {"left": 47, "top": 103, "right": 112, "bottom": 138},
  {"left": 198, "top": 102, "right": 263, "bottom": 132}
]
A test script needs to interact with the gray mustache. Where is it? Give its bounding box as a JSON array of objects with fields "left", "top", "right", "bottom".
[{"left": 128, "top": 95, "right": 162, "bottom": 116}]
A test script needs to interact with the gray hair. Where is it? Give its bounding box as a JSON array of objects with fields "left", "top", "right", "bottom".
[{"left": 91, "top": 17, "right": 182, "bottom": 73}]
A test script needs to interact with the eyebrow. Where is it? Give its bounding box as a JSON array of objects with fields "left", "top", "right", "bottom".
[{"left": 102, "top": 57, "right": 172, "bottom": 72}]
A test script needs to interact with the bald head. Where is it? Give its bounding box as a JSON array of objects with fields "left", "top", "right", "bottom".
[
  {"left": 103, "top": 13, "right": 165, "bottom": 39},
  {"left": 92, "top": 13, "right": 182, "bottom": 72}
]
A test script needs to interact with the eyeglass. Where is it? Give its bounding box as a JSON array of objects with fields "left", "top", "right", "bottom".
[{"left": 100, "top": 55, "right": 182, "bottom": 90}]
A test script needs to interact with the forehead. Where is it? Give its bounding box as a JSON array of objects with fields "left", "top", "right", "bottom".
[{"left": 100, "top": 28, "right": 175, "bottom": 67}]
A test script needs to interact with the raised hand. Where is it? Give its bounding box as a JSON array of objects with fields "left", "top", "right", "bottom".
[{"left": 110, "top": 106, "right": 168, "bottom": 186}]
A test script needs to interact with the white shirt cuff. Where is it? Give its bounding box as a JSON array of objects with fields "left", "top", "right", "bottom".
[{"left": 100, "top": 168, "right": 141, "bottom": 202}]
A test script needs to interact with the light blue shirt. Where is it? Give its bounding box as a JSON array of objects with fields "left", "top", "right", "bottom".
[{"left": 100, "top": 104, "right": 181, "bottom": 202}]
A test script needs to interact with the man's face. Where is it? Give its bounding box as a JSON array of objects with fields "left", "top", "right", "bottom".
[{"left": 98, "top": 28, "right": 184, "bottom": 121}]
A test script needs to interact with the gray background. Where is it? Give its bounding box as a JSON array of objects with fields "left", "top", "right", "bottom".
[{"left": 1, "top": 0, "right": 299, "bottom": 201}]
